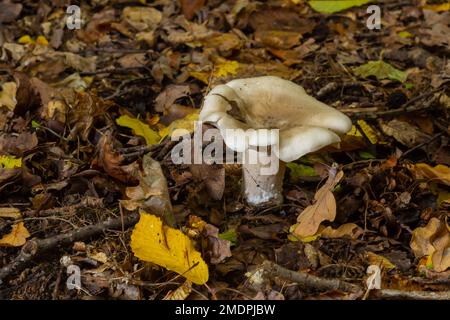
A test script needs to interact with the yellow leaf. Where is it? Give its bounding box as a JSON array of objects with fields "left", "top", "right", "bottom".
[
  {"left": 413, "top": 163, "right": 450, "bottom": 186},
  {"left": 159, "top": 110, "right": 199, "bottom": 140},
  {"left": 18, "top": 35, "right": 34, "bottom": 44},
  {"left": 0, "top": 82, "right": 17, "bottom": 111},
  {"left": 163, "top": 281, "right": 192, "bottom": 300},
  {"left": 116, "top": 115, "right": 160, "bottom": 145},
  {"left": 131, "top": 212, "right": 209, "bottom": 285},
  {"left": 366, "top": 252, "right": 396, "bottom": 270},
  {"left": 189, "top": 60, "right": 240, "bottom": 84},
  {"left": 398, "top": 31, "right": 413, "bottom": 38},
  {"left": 0, "top": 222, "right": 30, "bottom": 247},
  {"left": 423, "top": 2, "right": 450, "bottom": 12},
  {"left": 36, "top": 35, "right": 49, "bottom": 46},
  {"left": 0, "top": 155, "right": 22, "bottom": 169},
  {"left": 357, "top": 120, "right": 379, "bottom": 144}
]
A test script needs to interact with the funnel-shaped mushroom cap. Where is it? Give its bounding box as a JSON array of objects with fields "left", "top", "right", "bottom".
[{"left": 200, "top": 76, "right": 352, "bottom": 162}]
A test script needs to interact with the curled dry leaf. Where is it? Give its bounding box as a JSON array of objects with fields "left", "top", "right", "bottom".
[
  {"left": 293, "top": 169, "right": 344, "bottom": 238},
  {"left": 410, "top": 217, "right": 450, "bottom": 272},
  {"left": 122, "top": 7, "right": 162, "bottom": 32},
  {"left": 0, "top": 222, "right": 30, "bottom": 247},
  {"left": 204, "top": 224, "right": 232, "bottom": 264},
  {"left": 0, "top": 82, "right": 17, "bottom": 111},
  {"left": 131, "top": 212, "right": 209, "bottom": 285},
  {"left": 122, "top": 153, "right": 175, "bottom": 226},
  {"left": 95, "top": 132, "right": 139, "bottom": 184},
  {"left": 380, "top": 119, "right": 430, "bottom": 148},
  {"left": 410, "top": 163, "right": 450, "bottom": 186},
  {"left": 163, "top": 281, "right": 192, "bottom": 300},
  {"left": 366, "top": 265, "right": 382, "bottom": 290},
  {"left": 321, "top": 223, "right": 363, "bottom": 239}
]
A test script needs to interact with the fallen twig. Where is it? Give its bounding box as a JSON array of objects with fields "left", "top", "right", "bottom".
[
  {"left": 260, "top": 260, "right": 362, "bottom": 294},
  {"left": 0, "top": 212, "right": 139, "bottom": 285},
  {"left": 371, "top": 289, "right": 450, "bottom": 300}
]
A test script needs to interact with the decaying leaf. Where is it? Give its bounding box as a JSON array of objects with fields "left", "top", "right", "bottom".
[
  {"left": 321, "top": 223, "right": 363, "bottom": 239},
  {"left": 366, "top": 252, "right": 396, "bottom": 270},
  {"left": 163, "top": 281, "right": 192, "bottom": 300},
  {"left": 0, "top": 207, "right": 21, "bottom": 219},
  {"left": 0, "top": 222, "right": 30, "bottom": 247},
  {"left": 154, "top": 85, "right": 191, "bottom": 113},
  {"left": 366, "top": 265, "right": 381, "bottom": 290},
  {"left": 116, "top": 115, "right": 161, "bottom": 145},
  {"left": 353, "top": 60, "right": 408, "bottom": 83},
  {"left": 131, "top": 212, "right": 209, "bottom": 285},
  {"left": 95, "top": 132, "right": 139, "bottom": 184},
  {"left": 410, "top": 217, "right": 450, "bottom": 272},
  {"left": 410, "top": 163, "right": 450, "bottom": 186},
  {"left": 380, "top": 119, "right": 430, "bottom": 148},
  {"left": 0, "top": 82, "right": 17, "bottom": 111},
  {"left": 122, "top": 153, "right": 175, "bottom": 226},
  {"left": 122, "top": 7, "right": 162, "bottom": 32},
  {"left": 293, "top": 169, "right": 344, "bottom": 238},
  {"left": 204, "top": 223, "right": 232, "bottom": 264}
]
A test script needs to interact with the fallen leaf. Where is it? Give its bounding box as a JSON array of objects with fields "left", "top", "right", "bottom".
[
  {"left": 154, "top": 85, "right": 191, "bottom": 113},
  {"left": 122, "top": 153, "right": 175, "bottom": 226},
  {"left": 0, "top": 207, "right": 21, "bottom": 219},
  {"left": 116, "top": 114, "right": 161, "bottom": 145},
  {"left": 0, "top": 222, "right": 30, "bottom": 247},
  {"left": 410, "top": 217, "right": 450, "bottom": 272},
  {"left": 163, "top": 281, "right": 192, "bottom": 300},
  {"left": 0, "top": 82, "right": 17, "bottom": 111},
  {"left": 159, "top": 109, "right": 199, "bottom": 140},
  {"left": 412, "top": 163, "right": 450, "bottom": 186},
  {"left": 380, "top": 119, "right": 430, "bottom": 148},
  {"left": 286, "top": 163, "right": 317, "bottom": 181},
  {"left": 95, "top": 132, "right": 139, "bottom": 184},
  {"left": 423, "top": 3, "right": 450, "bottom": 12},
  {"left": 0, "top": 155, "right": 22, "bottom": 169},
  {"left": 204, "top": 224, "right": 232, "bottom": 264},
  {"left": 366, "top": 252, "right": 396, "bottom": 270},
  {"left": 321, "top": 223, "right": 363, "bottom": 239},
  {"left": 131, "top": 212, "right": 209, "bottom": 285},
  {"left": 122, "top": 6, "right": 162, "bottom": 32},
  {"left": 189, "top": 163, "right": 225, "bottom": 201},
  {"left": 180, "top": 0, "right": 206, "bottom": 20},
  {"left": 366, "top": 265, "right": 381, "bottom": 290},
  {"left": 353, "top": 60, "right": 408, "bottom": 83},
  {"left": 308, "top": 0, "right": 373, "bottom": 13},
  {"left": 293, "top": 169, "right": 344, "bottom": 238},
  {"left": 0, "top": 0, "right": 22, "bottom": 23}
]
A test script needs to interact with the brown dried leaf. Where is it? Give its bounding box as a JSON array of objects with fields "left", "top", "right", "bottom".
[
  {"left": 122, "top": 153, "right": 175, "bottom": 226},
  {"left": 180, "top": 0, "right": 206, "bottom": 20},
  {"left": 0, "top": 222, "right": 30, "bottom": 247},
  {"left": 294, "top": 169, "right": 344, "bottom": 238}
]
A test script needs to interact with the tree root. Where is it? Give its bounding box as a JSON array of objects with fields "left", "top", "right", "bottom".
[{"left": 0, "top": 212, "right": 139, "bottom": 285}]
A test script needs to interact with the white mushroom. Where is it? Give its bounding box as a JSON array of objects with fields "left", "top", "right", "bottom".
[{"left": 200, "top": 76, "right": 352, "bottom": 207}]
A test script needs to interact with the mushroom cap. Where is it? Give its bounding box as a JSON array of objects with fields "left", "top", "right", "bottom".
[{"left": 200, "top": 76, "right": 352, "bottom": 162}]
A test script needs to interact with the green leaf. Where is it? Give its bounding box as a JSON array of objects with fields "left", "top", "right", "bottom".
[
  {"left": 353, "top": 60, "right": 407, "bottom": 83},
  {"left": 358, "top": 151, "right": 376, "bottom": 159},
  {"left": 219, "top": 229, "right": 238, "bottom": 246},
  {"left": 116, "top": 115, "right": 160, "bottom": 145},
  {"left": 308, "top": 0, "right": 373, "bottom": 13},
  {"left": 287, "top": 163, "right": 317, "bottom": 181}
]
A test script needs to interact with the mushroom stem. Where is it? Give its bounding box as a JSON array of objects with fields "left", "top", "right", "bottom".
[{"left": 242, "top": 147, "right": 286, "bottom": 207}]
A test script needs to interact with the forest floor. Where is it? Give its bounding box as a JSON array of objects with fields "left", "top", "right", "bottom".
[{"left": 0, "top": 0, "right": 449, "bottom": 300}]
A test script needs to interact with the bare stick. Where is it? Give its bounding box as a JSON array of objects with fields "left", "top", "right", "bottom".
[{"left": 261, "top": 260, "right": 362, "bottom": 293}]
